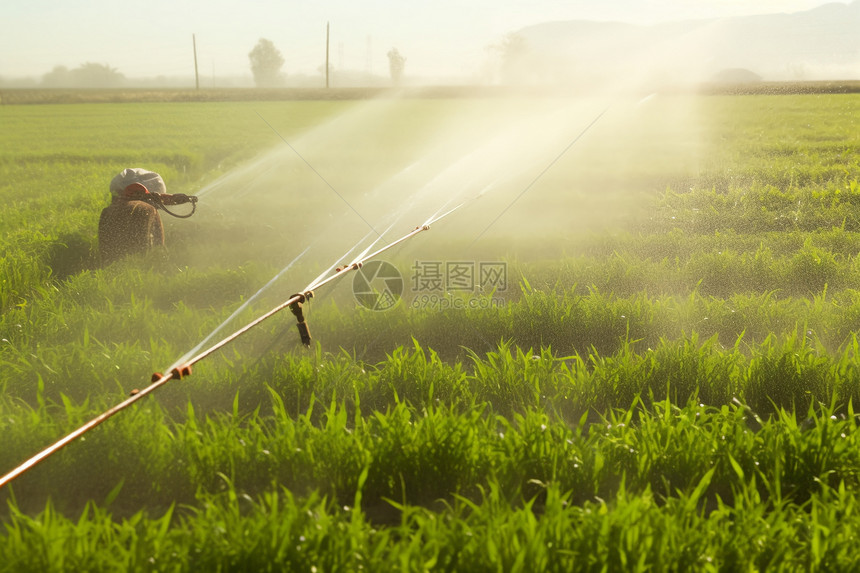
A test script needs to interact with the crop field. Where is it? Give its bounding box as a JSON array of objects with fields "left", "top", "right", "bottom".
[{"left": 1, "top": 89, "right": 860, "bottom": 570}]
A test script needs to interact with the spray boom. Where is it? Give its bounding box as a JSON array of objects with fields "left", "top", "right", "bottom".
[
  {"left": 0, "top": 220, "right": 438, "bottom": 490},
  {"left": 0, "top": 102, "right": 607, "bottom": 491}
]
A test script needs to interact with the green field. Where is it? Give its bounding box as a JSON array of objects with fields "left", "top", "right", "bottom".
[{"left": 1, "top": 90, "right": 860, "bottom": 570}]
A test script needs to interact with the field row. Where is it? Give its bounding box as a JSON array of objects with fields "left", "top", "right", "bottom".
[
  {"left": 4, "top": 334, "right": 860, "bottom": 515},
  {"left": 8, "top": 266, "right": 860, "bottom": 405},
  {"left": 3, "top": 394, "right": 860, "bottom": 570},
  {"left": 1, "top": 94, "right": 859, "bottom": 569}
]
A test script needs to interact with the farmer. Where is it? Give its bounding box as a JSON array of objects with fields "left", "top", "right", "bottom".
[{"left": 98, "top": 167, "right": 197, "bottom": 265}]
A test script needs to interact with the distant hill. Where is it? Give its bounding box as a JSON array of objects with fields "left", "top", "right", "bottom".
[{"left": 508, "top": 1, "right": 859, "bottom": 88}]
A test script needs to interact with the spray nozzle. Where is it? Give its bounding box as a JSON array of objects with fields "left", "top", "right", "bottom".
[
  {"left": 147, "top": 365, "right": 192, "bottom": 384},
  {"left": 296, "top": 321, "right": 311, "bottom": 347},
  {"left": 289, "top": 292, "right": 313, "bottom": 347},
  {"left": 171, "top": 364, "right": 193, "bottom": 380},
  {"left": 292, "top": 291, "right": 313, "bottom": 304},
  {"left": 335, "top": 262, "right": 362, "bottom": 273},
  {"left": 132, "top": 365, "right": 192, "bottom": 396}
]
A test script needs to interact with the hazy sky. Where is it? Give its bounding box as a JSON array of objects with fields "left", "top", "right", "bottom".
[{"left": 0, "top": 0, "right": 845, "bottom": 81}]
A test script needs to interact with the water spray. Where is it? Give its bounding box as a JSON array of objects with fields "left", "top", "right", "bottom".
[
  {"left": 469, "top": 107, "right": 608, "bottom": 246},
  {"left": 169, "top": 245, "right": 312, "bottom": 370},
  {"left": 256, "top": 111, "right": 381, "bottom": 237},
  {"left": 0, "top": 208, "right": 459, "bottom": 490},
  {"left": 0, "top": 102, "right": 608, "bottom": 491}
]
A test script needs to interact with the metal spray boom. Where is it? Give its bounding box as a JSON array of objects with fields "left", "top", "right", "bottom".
[
  {"left": 0, "top": 101, "right": 609, "bottom": 490},
  {"left": 0, "top": 208, "right": 458, "bottom": 490}
]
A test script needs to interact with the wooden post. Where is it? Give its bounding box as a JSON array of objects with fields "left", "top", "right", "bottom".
[
  {"left": 193, "top": 34, "right": 200, "bottom": 90},
  {"left": 326, "top": 22, "right": 330, "bottom": 88}
]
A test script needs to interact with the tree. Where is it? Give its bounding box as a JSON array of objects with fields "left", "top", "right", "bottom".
[
  {"left": 248, "top": 38, "right": 285, "bottom": 87},
  {"left": 498, "top": 33, "right": 527, "bottom": 84},
  {"left": 42, "top": 66, "right": 71, "bottom": 87},
  {"left": 482, "top": 33, "right": 529, "bottom": 85},
  {"left": 42, "top": 63, "right": 124, "bottom": 88},
  {"left": 71, "top": 63, "right": 124, "bottom": 87},
  {"left": 387, "top": 48, "right": 406, "bottom": 84}
]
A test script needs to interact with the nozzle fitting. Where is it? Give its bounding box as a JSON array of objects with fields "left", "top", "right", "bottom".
[
  {"left": 171, "top": 364, "right": 193, "bottom": 380},
  {"left": 289, "top": 292, "right": 313, "bottom": 347},
  {"left": 136, "top": 365, "right": 191, "bottom": 396},
  {"left": 296, "top": 321, "right": 311, "bottom": 346}
]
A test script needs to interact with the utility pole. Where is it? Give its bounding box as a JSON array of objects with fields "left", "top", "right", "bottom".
[
  {"left": 192, "top": 34, "right": 200, "bottom": 90},
  {"left": 325, "top": 22, "right": 330, "bottom": 89}
]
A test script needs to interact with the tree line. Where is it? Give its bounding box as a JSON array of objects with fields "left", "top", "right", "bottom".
[
  {"left": 248, "top": 38, "right": 406, "bottom": 87},
  {"left": 25, "top": 39, "right": 408, "bottom": 89},
  {"left": 22, "top": 34, "right": 532, "bottom": 88},
  {"left": 41, "top": 63, "right": 124, "bottom": 88}
]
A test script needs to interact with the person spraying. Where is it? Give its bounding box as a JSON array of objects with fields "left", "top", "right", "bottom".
[{"left": 98, "top": 168, "right": 198, "bottom": 265}]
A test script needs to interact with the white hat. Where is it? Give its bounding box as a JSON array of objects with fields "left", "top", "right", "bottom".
[{"left": 110, "top": 168, "right": 166, "bottom": 196}]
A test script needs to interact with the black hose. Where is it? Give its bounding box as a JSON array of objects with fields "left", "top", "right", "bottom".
[{"left": 148, "top": 194, "right": 198, "bottom": 219}]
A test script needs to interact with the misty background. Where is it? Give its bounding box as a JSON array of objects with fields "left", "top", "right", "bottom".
[{"left": 1, "top": 0, "right": 858, "bottom": 89}]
